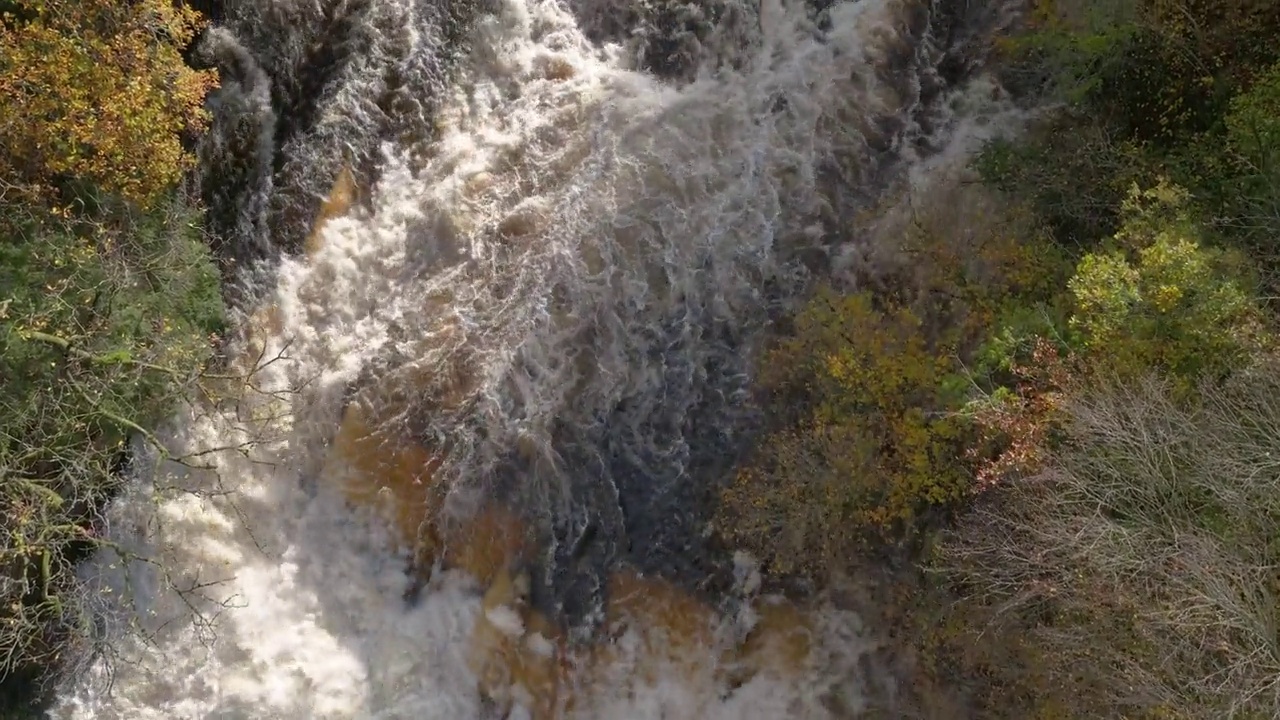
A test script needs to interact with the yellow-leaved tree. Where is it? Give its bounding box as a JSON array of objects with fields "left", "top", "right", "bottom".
[
  {"left": 716, "top": 181, "right": 1071, "bottom": 577},
  {"left": 0, "top": 0, "right": 218, "bottom": 206},
  {"left": 1068, "top": 180, "right": 1267, "bottom": 383}
]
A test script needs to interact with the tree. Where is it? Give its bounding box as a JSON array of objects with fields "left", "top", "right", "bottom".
[
  {"left": 1219, "top": 61, "right": 1280, "bottom": 257},
  {"left": 716, "top": 179, "right": 1070, "bottom": 576},
  {"left": 0, "top": 196, "right": 225, "bottom": 708},
  {"left": 0, "top": 0, "right": 217, "bottom": 207},
  {"left": 1068, "top": 180, "right": 1266, "bottom": 383}
]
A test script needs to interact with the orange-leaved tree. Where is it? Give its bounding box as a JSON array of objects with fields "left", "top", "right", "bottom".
[{"left": 0, "top": 0, "right": 218, "bottom": 207}]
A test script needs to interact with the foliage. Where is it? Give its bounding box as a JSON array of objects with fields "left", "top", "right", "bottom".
[
  {"left": 1216, "top": 61, "right": 1280, "bottom": 258},
  {"left": 717, "top": 182, "right": 1070, "bottom": 576},
  {"left": 1137, "top": 0, "right": 1280, "bottom": 90},
  {"left": 0, "top": 0, "right": 218, "bottom": 206},
  {"left": 992, "top": 0, "right": 1140, "bottom": 104},
  {"left": 0, "top": 197, "right": 224, "bottom": 703},
  {"left": 975, "top": 116, "right": 1147, "bottom": 248},
  {"left": 718, "top": 289, "right": 974, "bottom": 576},
  {"left": 0, "top": 0, "right": 223, "bottom": 709},
  {"left": 721, "top": 3, "right": 1280, "bottom": 718},
  {"left": 1225, "top": 62, "right": 1280, "bottom": 178},
  {"left": 964, "top": 338, "right": 1072, "bottom": 494},
  {"left": 1003, "top": 0, "right": 1280, "bottom": 142},
  {"left": 984, "top": 0, "right": 1280, "bottom": 257},
  {"left": 1067, "top": 180, "right": 1267, "bottom": 382},
  {"left": 887, "top": 5, "right": 1280, "bottom": 717},
  {"left": 961, "top": 179, "right": 1265, "bottom": 505}
]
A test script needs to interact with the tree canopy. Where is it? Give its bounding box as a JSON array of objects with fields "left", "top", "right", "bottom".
[{"left": 0, "top": 0, "right": 217, "bottom": 206}]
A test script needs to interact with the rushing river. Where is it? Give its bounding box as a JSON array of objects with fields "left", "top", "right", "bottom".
[{"left": 51, "top": 0, "right": 1024, "bottom": 716}]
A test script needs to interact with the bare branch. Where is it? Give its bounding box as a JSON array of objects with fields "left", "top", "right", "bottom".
[{"left": 939, "top": 365, "right": 1280, "bottom": 718}]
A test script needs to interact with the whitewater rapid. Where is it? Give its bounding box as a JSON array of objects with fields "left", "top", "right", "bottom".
[{"left": 50, "top": 0, "right": 1024, "bottom": 716}]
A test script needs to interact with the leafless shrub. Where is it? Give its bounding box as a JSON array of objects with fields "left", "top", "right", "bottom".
[
  {"left": 939, "top": 363, "right": 1280, "bottom": 718},
  {"left": 0, "top": 316, "right": 298, "bottom": 701}
]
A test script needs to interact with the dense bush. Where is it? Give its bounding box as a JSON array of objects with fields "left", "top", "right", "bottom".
[
  {"left": 720, "top": 177, "right": 1266, "bottom": 580},
  {"left": 1067, "top": 180, "right": 1267, "bottom": 381},
  {"left": 987, "top": 0, "right": 1280, "bottom": 254},
  {"left": 0, "top": 197, "right": 225, "bottom": 699},
  {"left": 0, "top": 0, "right": 222, "bottom": 711},
  {"left": 975, "top": 117, "right": 1146, "bottom": 247},
  {"left": 716, "top": 181, "right": 1069, "bottom": 576},
  {"left": 0, "top": 0, "right": 217, "bottom": 206},
  {"left": 717, "top": 288, "right": 975, "bottom": 576},
  {"left": 1215, "top": 61, "right": 1280, "bottom": 267},
  {"left": 957, "top": 181, "right": 1262, "bottom": 494}
]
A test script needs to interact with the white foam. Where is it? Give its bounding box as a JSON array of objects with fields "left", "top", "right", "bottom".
[{"left": 51, "top": 0, "right": 1022, "bottom": 716}]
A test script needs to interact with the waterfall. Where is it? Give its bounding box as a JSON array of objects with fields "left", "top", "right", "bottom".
[{"left": 49, "top": 0, "right": 1025, "bottom": 717}]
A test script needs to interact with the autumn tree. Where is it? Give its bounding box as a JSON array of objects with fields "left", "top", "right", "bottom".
[
  {"left": 1068, "top": 180, "right": 1267, "bottom": 382},
  {"left": 716, "top": 179, "right": 1070, "bottom": 576},
  {"left": 0, "top": 1, "right": 224, "bottom": 712},
  {"left": 0, "top": 0, "right": 218, "bottom": 207}
]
